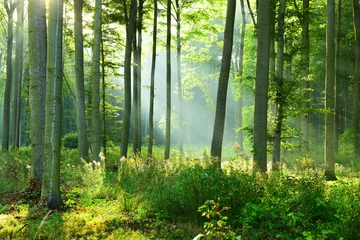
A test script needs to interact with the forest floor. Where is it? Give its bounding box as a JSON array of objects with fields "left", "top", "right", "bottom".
[{"left": 1, "top": 147, "right": 360, "bottom": 239}]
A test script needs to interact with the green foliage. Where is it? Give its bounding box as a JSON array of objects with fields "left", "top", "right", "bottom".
[
  {"left": 198, "top": 199, "right": 236, "bottom": 239},
  {"left": 62, "top": 132, "right": 78, "bottom": 149}
]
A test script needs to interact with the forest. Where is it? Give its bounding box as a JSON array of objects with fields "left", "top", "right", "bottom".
[{"left": 1, "top": 0, "right": 360, "bottom": 239}]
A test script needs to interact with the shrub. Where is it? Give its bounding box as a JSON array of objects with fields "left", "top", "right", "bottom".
[{"left": 63, "top": 132, "right": 78, "bottom": 149}]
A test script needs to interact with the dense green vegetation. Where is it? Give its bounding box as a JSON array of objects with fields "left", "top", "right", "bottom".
[{"left": 1, "top": 146, "right": 360, "bottom": 239}]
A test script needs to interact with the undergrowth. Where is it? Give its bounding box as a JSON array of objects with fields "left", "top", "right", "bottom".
[{"left": 1, "top": 146, "right": 360, "bottom": 239}]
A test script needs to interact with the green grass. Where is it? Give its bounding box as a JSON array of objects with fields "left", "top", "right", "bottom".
[{"left": 1, "top": 146, "right": 360, "bottom": 239}]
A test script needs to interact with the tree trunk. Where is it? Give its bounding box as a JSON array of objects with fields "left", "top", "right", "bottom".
[
  {"left": 2, "top": 0, "right": 15, "bottom": 152},
  {"left": 148, "top": 0, "right": 157, "bottom": 157},
  {"left": 175, "top": 0, "right": 183, "bottom": 154},
  {"left": 101, "top": 40, "right": 106, "bottom": 157},
  {"left": 272, "top": 0, "right": 286, "bottom": 169},
  {"left": 210, "top": 0, "right": 236, "bottom": 167},
  {"left": 253, "top": 0, "right": 271, "bottom": 173},
  {"left": 91, "top": 0, "right": 102, "bottom": 162},
  {"left": 300, "top": 0, "right": 310, "bottom": 154},
  {"left": 335, "top": 0, "right": 341, "bottom": 153},
  {"left": 12, "top": 0, "right": 24, "bottom": 150},
  {"left": 120, "top": 0, "right": 136, "bottom": 158},
  {"left": 28, "top": 0, "right": 46, "bottom": 184},
  {"left": 133, "top": 19, "right": 139, "bottom": 154},
  {"left": 164, "top": 0, "right": 172, "bottom": 159},
  {"left": 236, "top": 0, "right": 246, "bottom": 151},
  {"left": 74, "top": 0, "right": 89, "bottom": 161},
  {"left": 325, "top": 0, "right": 337, "bottom": 181},
  {"left": 42, "top": 0, "right": 63, "bottom": 208},
  {"left": 354, "top": 0, "right": 360, "bottom": 156}
]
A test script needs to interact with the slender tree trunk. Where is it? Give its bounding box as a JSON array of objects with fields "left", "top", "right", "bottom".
[
  {"left": 101, "top": 40, "right": 106, "bottom": 156},
  {"left": 91, "top": 0, "right": 102, "bottom": 162},
  {"left": 272, "top": 0, "right": 286, "bottom": 169},
  {"left": 236, "top": 0, "right": 246, "bottom": 150},
  {"left": 42, "top": 0, "right": 63, "bottom": 208},
  {"left": 133, "top": 19, "right": 139, "bottom": 154},
  {"left": 325, "top": 0, "right": 337, "bottom": 181},
  {"left": 210, "top": 0, "right": 236, "bottom": 167},
  {"left": 175, "top": 0, "right": 183, "bottom": 154},
  {"left": 253, "top": 1, "right": 271, "bottom": 173},
  {"left": 164, "top": 0, "right": 172, "bottom": 159},
  {"left": 28, "top": 0, "right": 46, "bottom": 184},
  {"left": 120, "top": 0, "right": 136, "bottom": 158},
  {"left": 2, "top": 0, "right": 15, "bottom": 152},
  {"left": 354, "top": 0, "right": 360, "bottom": 156},
  {"left": 300, "top": 0, "right": 310, "bottom": 154},
  {"left": 74, "top": 0, "right": 89, "bottom": 161},
  {"left": 12, "top": 0, "right": 24, "bottom": 149},
  {"left": 148, "top": 0, "right": 157, "bottom": 157},
  {"left": 137, "top": 0, "right": 143, "bottom": 152},
  {"left": 335, "top": 0, "right": 342, "bottom": 153}
]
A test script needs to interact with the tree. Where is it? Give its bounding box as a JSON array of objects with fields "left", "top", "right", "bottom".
[
  {"left": 2, "top": 0, "right": 16, "bottom": 152},
  {"left": 272, "top": 0, "right": 286, "bottom": 168},
  {"left": 300, "top": 0, "right": 310, "bottom": 154},
  {"left": 120, "top": 0, "right": 137, "bottom": 158},
  {"left": 335, "top": 0, "right": 342, "bottom": 153},
  {"left": 354, "top": 0, "right": 360, "bottom": 156},
  {"left": 236, "top": 0, "right": 246, "bottom": 151},
  {"left": 133, "top": 0, "right": 144, "bottom": 154},
  {"left": 253, "top": 0, "right": 271, "bottom": 172},
  {"left": 175, "top": 0, "right": 183, "bottom": 154},
  {"left": 12, "top": 0, "right": 24, "bottom": 149},
  {"left": 210, "top": 0, "right": 236, "bottom": 167},
  {"left": 91, "top": 0, "right": 102, "bottom": 162},
  {"left": 74, "top": 0, "right": 89, "bottom": 161},
  {"left": 148, "top": 0, "right": 157, "bottom": 157},
  {"left": 28, "top": 0, "right": 47, "bottom": 184},
  {"left": 41, "top": 0, "right": 63, "bottom": 208},
  {"left": 164, "top": 0, "right": 172, "bottom": 160},
  {"left": 324, "top": 0, "right": 337, "bottom": 181}
]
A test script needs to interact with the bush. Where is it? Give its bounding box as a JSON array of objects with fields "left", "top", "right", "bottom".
[{"left": 63, "top": 132, "right": 78, "bottom": 149}]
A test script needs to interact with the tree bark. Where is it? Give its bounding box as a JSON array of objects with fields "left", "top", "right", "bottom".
[
  {"left": 335, "top": 0, "right": 341, "bottom": 153},
  {"left": 28, "top": 0, "right": 46, "bottom": 184},
  {"left": 148, "top": 0, "right": 157, "bottom": 157},
  {"left": 354, "top": 0, "right": 360, "bottom": 156},
  {"left": 325, "top": 0, "right": 337, "bottom": 181},
  {"left": 253, "top": 0, "right": 271, "bottom": 173},
  {"left": 210, "top": 0, "right": 236, "bottom": 167},
  {"left": 2, "top": 0, "right": 15, "bottom": 152},
  {"left": 91, "top": 0, "right": 102, "bottom": 162},
  {"left": 300, "top": 0, "right": 310, "bottom": 154},
  {"left": 12, "top": 0, "right": 24, "bottom": 150},
  {"left": 272, "top": 0, "right": 286, "bottom": 169},
  {"left": 164, "top": 0, "right": 172, "bottom": 159},
  {"left": 74, "top": 0, "right": 89, "bottom": 161},
  {"left": 42, "top": 0, "right": 63, "bottom": 208},
  {"left": 120, "top": 0, "right": 136, "bottom": 158}
]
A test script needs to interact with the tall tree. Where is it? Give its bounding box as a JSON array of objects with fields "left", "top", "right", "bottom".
[
  {"left": 41, "top": 0, "right": 63, "bottom": 208},
  {"left": 148, "top": 0, "right": 157, "bottom": 157},
  {"left": 325, "top": 0, "right": 337, "bottom": 180},
  {"left": 164, "top": 0, "right": 172, "bottom": 159},
  {"left": 74, "top": 0, "right": 89, "bottom": 161},
  {"left": 210, "top": 0, "right": 236, "bottom": 167},
  {"left": 272, "top": 0, "right": 286, "bottom": 168},
  {"left": 2, "top": 0, "right": 16, "bottom": 152},
  {"left": 12, "top": 0, "right": 24, "bottom": 149},
  {"left": 354, "top": 0, "right": 360, "bottom": 156},
  {"left": 300, "top": 0, "right": 310, "bottom": 154},
  {"left": 120, "top": 0, "right": 137, "bottom": 158},
  {"left": 335, "top": 0, "right": 341, "bottom": 153},
  {"left": 236, "top": 0, "right": 246, "bottom": 150},
  {"left": 253, "top": 0, "right": 271, "bottom": 172},
  {"left": 28, "top": 0, "right": 46, "bottom": 184},
  {"left": 91, "top": 0, "right": 102, "bottom": 162},
  {"left": 175, "top": 0, "right": 183, "bottom": 154},
  {"left": 133, "top": 0, "right": 144, "bottom": 154}
]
